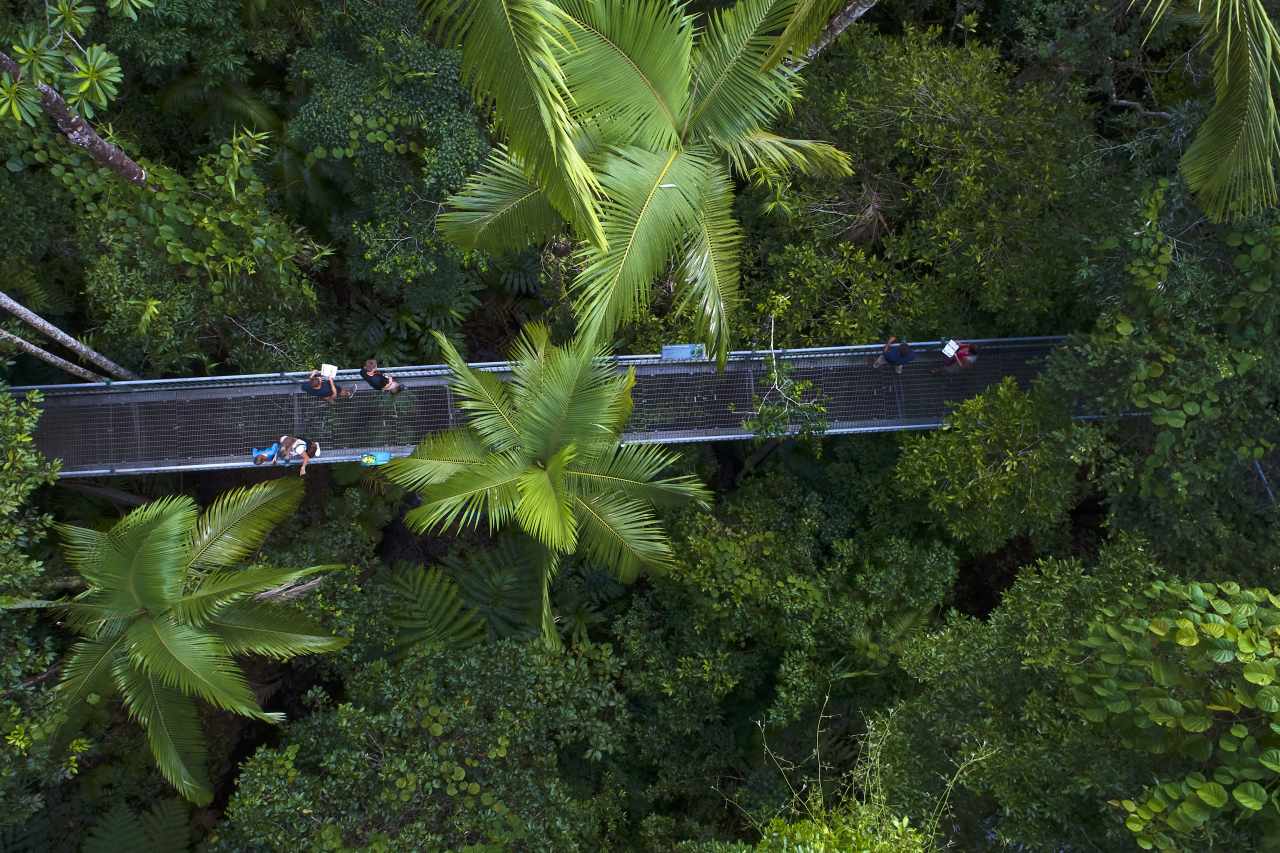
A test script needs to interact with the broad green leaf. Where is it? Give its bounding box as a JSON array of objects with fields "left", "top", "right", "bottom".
[
  {"left": 1234, "top": 781, "right": 1268, "bottom": 810},
  {"left": 1196, "top": 781, "right": 1228, "bottom": 808},
  {"left": 1245, "top": 661, "right": 1275, "bottom": 685}
]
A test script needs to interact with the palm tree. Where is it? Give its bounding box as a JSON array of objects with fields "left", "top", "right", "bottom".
[
  {"left": 422, "top": 0, "right": 851, "bottom": 361},
  {"left": 1138, "top": 0, "right": 1280, "bottom": 221},
  {"left": 381, "top": 325, "right": 710, "bottom": 643},
  {"left": 45, "top": 479, "right": 347, "bottom": 804}
]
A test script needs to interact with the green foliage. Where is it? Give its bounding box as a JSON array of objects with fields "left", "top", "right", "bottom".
[
  {"left": 878, "top": 538, "right": 1164, "bottom": 851},
  {"left": 286, "top": 0, "right": 486, "bottom": 363},
  {"left": 896, "top": 377, "right": 1094, "bottom": 554},
  {"left": 387, "top": 565, "right": 485, "bottom": 657},
  {"left": 778, "top": 26, "right": 1110, "bottom": 334},
  {"left": 0, "top": 387, "right": 62, "bottom": 828},
  {"left": 82, "top": 798, "right": 189, "bottom": 853},
  {"left": 3, "top": 123, "right": 330, "bottom": 373},
  {"left": 40, "top": 480, "right": 347, "bottom": 804},
  {"left": 426, "top": 0, "right": 851, "bottom": 360},
  {"left": 212, "top": 641, "right": 627, "bottom": 852},
  {"left": 1048, "top": 183, "right": 1280, "bottom": 573},
  {"left": 382, "top": 325, "right": 709, "bottom": 643},
  {"left": 444, "top": 537, "right": 541, "bottom": 641},
  {"left": 1071, "top": 579, "right": 1280, "bottom": 849}
]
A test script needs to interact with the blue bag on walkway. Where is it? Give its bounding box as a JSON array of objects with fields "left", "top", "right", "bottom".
[{"left": 360, "top": 451, "right": 392, "bottom": 466}]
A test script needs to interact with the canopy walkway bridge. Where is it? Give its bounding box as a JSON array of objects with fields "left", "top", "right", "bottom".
[{"left": 12, "top": 337, "right": 1062, "bottom": 478}]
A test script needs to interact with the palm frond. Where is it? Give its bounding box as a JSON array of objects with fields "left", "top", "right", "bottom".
[
  {"left": 83, "top": 806, "right": 147, "bottom": 853},
  {"left": 761, "top": 0, "right": 845, "bottom": 68},
  {"left": 1161, "top": 0, "right": 1280, "bottom": 220},
  {"left": 404, "top": 452, "right": 527, "bottom": 535},
  {"left": 556, "top": 0, "right": 692, "bottom": 150},
  {"left": 504, "top": 321, "right": 554, "bottom": 414},
  {"left": 677, "top": 162, "right": 742, "bottom": 364},
  {"left": 719, "top": 129, "right": 851, "bottom": 180},
  {"left": 382, "top": 429, "right": 490, "bottom": 493},
  {"left": 171, "top": 564, "right": 338, "bottom": 626},
  {"left": 571, "top": 490, "right": 673, "bottom": 582},
  {"left": 208, "top": 602, "right": 349, "bottom": 660},
  {"left": 96, "top": 497, "right": 197, "bottom": 612},
  {"left": 185, "top": 479, "right": 304, "bottom": 577},
  {"left": 387, "top": 565, "right": 485, "bottom": 658},
  {"left": 438, "top": 145, "right": 564, "bottom": 251},
  {"left": 572, "top": 146, "right": 711, "bottom": 339},
  {"left": 54, "top": 524, "right": 108, "bottom": 585},
  {"left": 515, "top": 443, "right": 579, "bottom": 551},
  {"left": 421, "top": 0, "right": 606, "bottom": 245},
  {"left": 567, "top": 443, "right": 712, "bottom": 507},
  {"left": 125, "top": 618, "right": 277, "bottom": 721},
  {"left": 684, "top": 0, "right": 798, "bottom": 148},
  {"left": 601, "top": 366, "right": 636, "bottom": 437},
  {"left": 536, "top": 547, "right": 564, "bottom": 648},
  {"left": 445, "top": 538, "right": 541, "bottom": 640},
  {"left": 432, "top": 331, "right": 523, "bottom": 452},
  {"left": 57, "top": 633, "right": 128, "bottom": 710},
  {"left": 84, "top": 800, "right": 189, "bottom": 853},
  {"left": 115, "top": 657, "right": 212, "bottom": 805},
  {"left": 516, "top": 333, "right": 626, "bottom": 457}
]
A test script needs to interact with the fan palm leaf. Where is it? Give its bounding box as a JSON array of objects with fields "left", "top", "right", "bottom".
[
  {"left": 514, "top": 330, "right": 626, "bottom": 458},
  {"left": 208, "top": 602, "right": 350, "bottom": 660},
  {"left": 678, "top": 163, "right": 742, "bottom": 364},
  {"left": 74, "top": 497, "right": 195, "bottom": 612},
  {"left": 420, "top": 0, "right": 606, "bottom": 245},
  {"left": 719, "top": 129, "right": 851, "bottom": 179},
  {"left": 567, "top": 443, "right": 711, "bottom": 507},
  {"left": 115, "top": 658, "right": 212, "bottom": 805},
  {"left": 171, "top": 563, "right": 339, "bottom": 625},
  {"left": 404, "top": 451, "right": 527, "bottom": 534},
  {"left": 382, "top": 429, "right": 490, "bottom": 492},
  {"left": 433, "top": 331, "right": 523, "bottom": 451},
  {"left": 1156, "top": 0, "right": 1280, "bottom": 220},
  {"left": 684, "top": 0, "right": 798, "bottom": 149},
  {"left": 515, "top": 443, "right": 579, "bottom": 551},
  {"left": 125, "top": 618, "right": 278, "bottom": 721},
  {"left": 572, "top": 490, "right": 674, "bottom": 581},
  {"left": 185, "top": 479, "right": 304, "bottom": 577},
  {"left": 556, "top": 0, "right": 692, "bottom": 149},
  {"left": 446, "top": 538, "right": 542, "bottom": 640},
  {"left": 57, "top": 633, "right": 127, "bottom": 708},
  {"left": 761, "top": 0, "right": 845, "bottom": 68},
  {"left": 437, "top": 146, "right": 564, "bottom": 252},
  {"left": 47, "top": 486, "right": 345, "bottom": 804},
  {"left": 572, "top": 145, "right": 711, "bottom": 339}
]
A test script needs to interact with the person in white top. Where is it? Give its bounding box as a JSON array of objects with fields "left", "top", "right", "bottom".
[{"left": 278, "top": 434, "right": 320, "bottom": 476}]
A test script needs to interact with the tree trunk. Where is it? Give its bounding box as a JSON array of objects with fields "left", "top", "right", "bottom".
[
  {"left": 0, "top": 329, "right": 104, "bottom": 382},
  {"left": 806, "top": 0, "right": 879, "bottom": 61},
  {"left": 0, "top": 291, "right": 138, "bottom": 380},
  {"left": 0, "top": 51, "right": 147, "bottom": 187}
]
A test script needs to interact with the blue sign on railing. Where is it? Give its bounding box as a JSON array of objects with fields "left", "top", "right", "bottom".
[{"left": 660, "top": 344, "right": 707, "bottom": 361}]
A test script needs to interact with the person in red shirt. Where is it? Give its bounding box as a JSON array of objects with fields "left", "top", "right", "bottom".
[{"left": 935, "top": 342, "right": 978, "bottom": 374}]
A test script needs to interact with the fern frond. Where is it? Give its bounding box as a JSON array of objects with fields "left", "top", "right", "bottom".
[{"left": 388, "top": 566, "right": 485, "bottom": 658}]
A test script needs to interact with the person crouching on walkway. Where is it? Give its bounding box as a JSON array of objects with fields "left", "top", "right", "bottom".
[
  {"left": 871, "top": 336, "right": 916, "bottom": 374},
  {"left": 301, "top": 370, "right": 352, "bottom": 402},
  {"left": 279, "top": 434, "right": 319, "bottom": 476},
  {"left": 360, "top": 359, "right": 402, "bottom": 394}
]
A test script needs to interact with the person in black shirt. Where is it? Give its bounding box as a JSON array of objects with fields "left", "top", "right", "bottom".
[
  {"left": 360, "top": 359, "right": 402, "bottom": 394},
  {"left": 301, "top": 370, "right": 352, "bottom": 401}
]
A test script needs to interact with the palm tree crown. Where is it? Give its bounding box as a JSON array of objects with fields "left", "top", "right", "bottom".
[
  {"left": 1139, "top": 0, "right": 1280, "bottom": 221},
  {"left": 382, "top": 325, "right": 710, "bottom": 641},
  {"left": 50, "top": 479, "right": 347, "bottom": 805},
  {"left": 424, "top": 0, "right": 852, "bottom": 361}
]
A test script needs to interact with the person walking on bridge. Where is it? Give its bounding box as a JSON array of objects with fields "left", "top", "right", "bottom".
[
  {"left": 359, "top": 358, "right": 402, "bottom": 394},
  {"left": 301, "top": 369, "right": 352, "bottom": 402},
  {"left": 871, "top": 335, "right": 916, "bottom": 374}
]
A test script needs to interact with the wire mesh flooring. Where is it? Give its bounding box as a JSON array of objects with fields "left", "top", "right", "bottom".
[{"left": 11, "top": 337, "right": 1062, "bottom": 478}]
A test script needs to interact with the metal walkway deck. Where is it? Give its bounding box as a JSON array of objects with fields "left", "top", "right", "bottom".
[{"left": 11, "top": 337, "right": 1062, "bottom": 478}]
